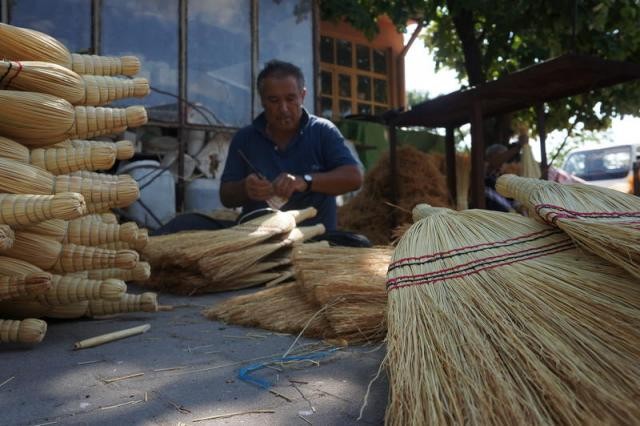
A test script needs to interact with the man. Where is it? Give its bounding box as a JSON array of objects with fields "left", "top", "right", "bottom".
[
  {"left": 220, "top": 60, "right": 363, "bottom": 230},
  {"left": 484, "top": 134, "right": 526, "bottom": 212}
]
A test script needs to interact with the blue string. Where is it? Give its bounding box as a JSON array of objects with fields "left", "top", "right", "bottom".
[{"left": 238, "top": 349, "right": 339, "bottom": 389}]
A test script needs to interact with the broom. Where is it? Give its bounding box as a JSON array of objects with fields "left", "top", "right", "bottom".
[
  {"left": 0, "top": 192, "right": 86, "bottom": 226},
  {"left": 0, "top": 255, "right": 127, "bottom": 302},
  {"left": 196, "top": 223, "right": 326, "bottom": 286},
  {"left": 0, "top": 23, "right": 140, "bottom": 76},
  {"left": 0, "top": 91, "right": 147, "bottom": 146},
  {"left": 0, "top": 225, "right": 14, "bottom": 250},
  {"left": 0, "top": 272, "right": 52, "bottom": 301},
  {"left": 56, "top": 139, "right": 135, "bottom": 161},
  {"left": 81, "top": 75, "right": 150, "bottom": 105},
  {"left": 0, "top": 136, "right": 118, "bottom": 174},
  {"left": 16, "top": 218, "right": 138, "bottom": 245},
  {"left": 497, "top": 173, "right": 640, "bottom": 279},
  {"left": 0, "top": 318, "right": 47, "bottom": 344},
  {"left": 82, "top": 212, "right": 118, "bottom": 224},
  {"left": 386, "top": 204, "right": 640, "bottom": 425},
  {"left": 0, "top": 157, "right": 139, "bottom": 207},
  {"left": 204, "top": 282, "right": 334, "bottom": 339},
  {"left": 86, "top": 261, "right": 151, "bottom": 282},
  {"left": 0, "top": 231, "right": 138, "bottom": 272},
  {"left": 144, "top": 207, "right": 317, "bottom": 268},
  {"left": 85, "top": 292, "right": 158, "bottom": 317}
]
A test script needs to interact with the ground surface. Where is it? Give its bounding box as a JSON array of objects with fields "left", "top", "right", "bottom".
[{"left": 0, "top": 286, "right": 387, "bottom": 426}]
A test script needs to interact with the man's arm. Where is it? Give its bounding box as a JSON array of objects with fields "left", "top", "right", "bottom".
[{"left": 272, "top": 164, "right": 363, "bottom": 199}]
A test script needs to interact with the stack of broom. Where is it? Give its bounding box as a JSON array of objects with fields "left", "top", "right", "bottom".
[
  {"left": 205, "top": 243, "right": 392, "bottom": 345},
  {"left": 140, "top": 207, "right": 328, "bottom": 295},
  {"left": 0, "top": 22, "right": 157, "bottom": 346}
]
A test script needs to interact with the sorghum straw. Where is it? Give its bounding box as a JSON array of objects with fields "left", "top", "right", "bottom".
[
  {"left": 0, "top": 225, "right": 14, "bottom": 250},
  {"left": 497, "top": 174, "right": 640, "bottom": 279},
  {"left": 57, "top": 140, "right": 134, "bottom": 161},
  {"left": 0, "top": 192, "right": 86, "bottom": 226},
  {"left": 85, "top": 292, "right": 158, "bottom": 317},
  {"left": 0, "top": 318, "right": 47, "bottom": 344},
  {"left": 0, "top": 91, "right": 147, "bottom": 146},
  {"left": 0, "top": 272, "right": 52, "bottom": 301},
  {"left": 0, "top": 256, "right": 127, "bottom": 305},
  {"left": 86, "top": 261, "right": 151, "bottom": 282},
  {"left": 386, "top": 204, "right": 640, "bottom": 425},
  {"left": 17, "top": 218, "right": 138, "bottom": 245},
  {"left": 0, "top": 60, "right": 84, "bottom": 103}
]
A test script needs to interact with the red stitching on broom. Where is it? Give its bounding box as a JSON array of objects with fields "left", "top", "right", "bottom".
[
  {"left": 387, "top": 239, "right": 573, "bottom": 286},
  {"left": 388, "top": 228, "right": 559, "bottom": 268},
  {"left": 4, "top": 60, "right": 22, "bottom": 88},
  {"left": 387, "top": 244, "right": 574, "bottom": 292},
  {"left": 535, "top": 203, "right": 640, "bottom": 218}
]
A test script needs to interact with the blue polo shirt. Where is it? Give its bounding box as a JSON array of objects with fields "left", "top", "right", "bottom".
[{"left": 221, "top": 109, "right": 358, "bottom": 230}]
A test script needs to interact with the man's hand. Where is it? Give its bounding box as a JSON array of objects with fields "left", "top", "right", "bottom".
[
  {"left": 272, "top": 173, "right": 305, "bottom": 199},
  {"left": 244, "top": 173, "right": 274, "bottom": 201}
]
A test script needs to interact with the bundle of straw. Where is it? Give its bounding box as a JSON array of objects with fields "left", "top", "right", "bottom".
[
  {"left": 0, "top": 231, "right": 138, "bottom": 272},
  {"left": 0, "top": 136, "right": 117, "bottom": 174},
  {"left": 17, "top": 218, "right": 138, "bottom": 245},
  {"left": 85, "top": 292, "right": 158, "bottom": 317},
  {"left": 521, "top": 144, "right": 541, "bottom": 179},
  {"left": 0, "top": 23, "right": 140, "bottom": 76},
  {"left": 0, "top": 192, "right": 86, "bottom": 226},
  {"left": 386, "top": 204, "right": 640, "bottom": 425},
  {"left": 204, "top": 282, "right": 333, "bottom": 338},
  {"left": 86, "top": 261, "right": 151, "bottom": 282},
  {"left": 144, "top": 207, "right": 317, "bottom": 268},
  {"left": 82, "top": 212, "right": 118, "bottom": 224},
  {"left": 0, "top": 158, "right": 139, "bottom": 207},
  {"left": 81, "top": 75, "right": 150, "bottom": 105},
  {"left": 197, "top": 224, "right": 325, "bottom": 286},
  {"left": 0, "top": 91, "right": 147, "bottom": 146},
  {"left": 0, "top": 60, "right": 84, "bottom": 103},
  {"left": 0, "top": 225, "right": 14, "bottom": 250},
  {"left": 497, "top": 174, "right": 640, "bottom": 279},
  {"left": 58, "top": 139, "right": 135, "bottom": 161},
  {"left": 0, "top": 272, "right": 52, "bottom": 301},
  {"left": 0, "top": 318, "right": 47, "bottom": 344}
]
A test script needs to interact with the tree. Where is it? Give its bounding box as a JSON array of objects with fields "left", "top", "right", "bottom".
[
  {"left": 319, "top": 0, "right": 640, "bottom": 146},
  {"left": 407, "top": 89, "right": 431, "bottom": 106}
]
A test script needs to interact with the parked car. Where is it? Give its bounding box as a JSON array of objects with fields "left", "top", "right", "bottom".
[{"left": 562, "top": 143, "right": 640, "bottom": 193}]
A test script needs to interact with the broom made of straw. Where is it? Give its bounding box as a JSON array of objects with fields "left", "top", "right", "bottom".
[
  {"left": 16, "top": 218, "right": 138, "bottom": 245},
  {"left": 55, "top": 139, "right": 135, "bottom": 161},
  {"left": 0, "top": 255, "right": 126, "bottom": 305},
  {"left": 0, "top": 192, "right": 86, "bottom": 226},
  {"left": 0, "top": 231, "right": 138, "bottom": 273},
  {"left": 497, "top": 173, "right": 640, "bottom": 279},
  {"left": 144, "top": 207, "right": 317, "bottom": 268},
  {"left": 0, "top": 157, "right": 139, "bottom": 207},
  {"left": 0, "top": 91, "right": 147, "bottom": 146},
  {"left": 0, "top": 318, "right": 47, "bottom": 344},
  {"left": 0, "top": 136, "right": 118, "bottom": 175},
  {"left": 0, "top": 23, "right": 140, "bottom": 76},
  {"left": 85, "top": 292, "right": 158, "bottom": 317},
  {"left": 386, "top": 204, "right": 640, "bottom": 425},
  {"left": 82, "top": 212, "right": 118, "bottom": 224},
  {"left": 86, "top": 261, "right": 151, "bottom": 282},
  {"left": 0, "top": 272, "right": 52, "bottom": 301}
]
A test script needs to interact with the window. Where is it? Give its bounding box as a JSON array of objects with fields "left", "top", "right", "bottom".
[
  {"left": 319, "top": 35, "right": 391, "bottom": 120},
  {"left": 188, "top": 0, "right": 251, "bottom": 127},
  {"left": 101, "top": 0, "right": 179, "bottom": 122},
  {"left": 9, "top": 0, "right": 91, "bottom": 53}
]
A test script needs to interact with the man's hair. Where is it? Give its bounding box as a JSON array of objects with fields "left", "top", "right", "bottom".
[
  {"left": 485, "top": 143, "right": 508, "bottom": 158},
  {"left": 257, "top": 60, "right": 305, "bottom": 96}
]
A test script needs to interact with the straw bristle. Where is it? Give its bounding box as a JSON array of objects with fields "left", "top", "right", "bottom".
[
  {"left": 0, "top": 318, "right": 47, "bottom": 344},
  {"left": 0, "top": 225, "right": 15, "bottom": 250},
  {"left": 115, "top": 140, "right": 135, "bottom": 160},
  {"left": 0, "top": 135, "right": 30, "bottom": 163},
  {"left": 31, "top": 143, "right": 117, "bottom": 174},
  {"left": 16, "top": 219, "right": 66, "bottom": 242},
  {"left": 80, "top": 75, "right": 150, "bottom": 106},
  {"left": 0, "top": 23, "right": 71, "bottom": 66},
  {"left": 386, "top": 206, "right": 640, "bottom": 424},
  {"left": 0, "top": 91, "right": 76, "bottom": 146},
  {"left": 0, "top": 60, "right": 84, "bottom": 104},
  {"left": 0, "top": 272, "right": 52, "bottom": 301},
  {"left": 124, "top": 106, "right": 148, "bottom": 128},
  {"left": 1, "top": 231, "right": 61, "bottom": 270},
  {"left": 0, "top": 192, "right": 84, "bottom": 226},
  {"left": 0, "top": 157, "right": 54, "bottom": 194},
  {"left": 71, "top": 54, "right": 140, "bottom": 77},
  {"left": 51, "top": 244, "right": 139, "bottom": 273}
]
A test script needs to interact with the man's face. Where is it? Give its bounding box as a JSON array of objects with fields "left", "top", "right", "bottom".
[{"left": 260, "top": 75, "right": 306, "bottom": 133}]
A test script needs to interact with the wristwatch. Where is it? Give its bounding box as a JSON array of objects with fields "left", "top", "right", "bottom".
[{"left": 302, "top": 174, "right": 313, "bottom": 192}]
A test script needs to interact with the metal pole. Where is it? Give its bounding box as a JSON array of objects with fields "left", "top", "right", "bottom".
[
  {"left": 176, "top": 0, "right": 187, "bottom": 212},
  {"left": 470, "top": 102, "right": 485, "bottom": 209},
  {"left": 445, "top": 126, "right": 457, "bottom": 206}
]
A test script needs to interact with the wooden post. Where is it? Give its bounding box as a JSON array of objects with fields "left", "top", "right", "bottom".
[
  {"left": 470, "top": 102, "right": 485, "bottom": 209},
  {"left": 445, "top": 127, "right": 457, "bottom": 206},
  {"left": 536, "top": 104, "right": 548, "bottom": 180}
]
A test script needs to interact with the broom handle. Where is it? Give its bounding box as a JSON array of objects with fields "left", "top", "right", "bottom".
[
  {"left": 36, "top": 275, "right": 126, "bottom": 305},
  {"left": 73, "top": 324, "right": 150, "bottom": 350},
  {"left": 0, "top": 193, "right": 84, "bottom": 225},
  {"left": 64, "top": 220, "right": 138, "bottom": 246},
  {"left": 288, "top": 207, "right": 318, "bottom": 224},
  {"left": 0, "top": 318, "right": 47, "bottom": 344},
  {"left": 31, "top": 144, "right": 117, "bottom": 175},
  {"left": 71, "top": 53, "right": 140, "bottom": 77},
  {"left": 0, "top": 272, "right": 52, "bottom": 301},
  {"left": 52, "top": 245, "right": 138, "bottom": 273},
  {"left": 81, "top": 76, "right": 149, "bottom": 106},
  {"left": 86, "top": 292, "right": 157, "bottom": 316}
]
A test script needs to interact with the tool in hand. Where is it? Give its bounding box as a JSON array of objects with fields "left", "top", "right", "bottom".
[{"left": 237, "top": 149, "right": 287, "bottom": 209}]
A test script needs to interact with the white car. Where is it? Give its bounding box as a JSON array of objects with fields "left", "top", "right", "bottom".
[{"left": 562, "top": 143, "right": 640, "bottom": 193}]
